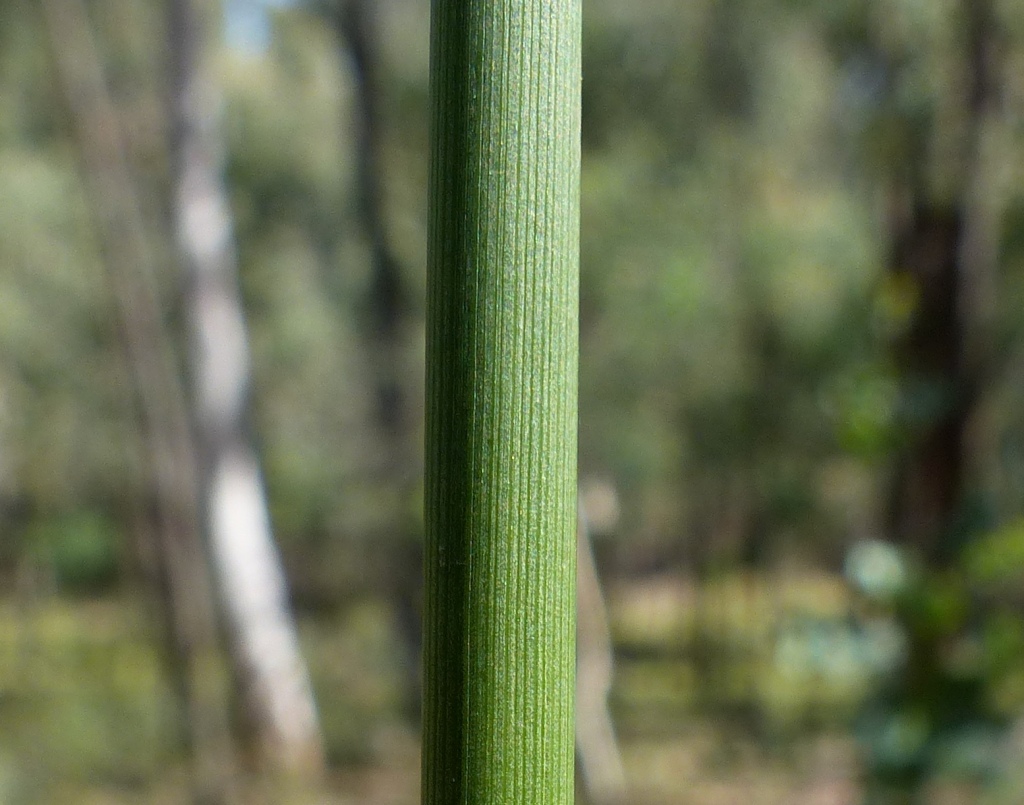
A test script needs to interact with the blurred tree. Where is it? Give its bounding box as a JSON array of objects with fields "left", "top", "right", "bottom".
[
  {"left": 314, "top": 0, "right": 423, "bottom": 717},
  {"left": 167, "top": 0, "right": 325, "bottom": 776},
  {"left": 40, "top": 0, "right": 237, "bottom": 800},
  {"left": 838, "top": 0, "right": 1014, "bottom": 799},
  {"left": 882, "top": 0, "right": 1001, "bottom": 567}
]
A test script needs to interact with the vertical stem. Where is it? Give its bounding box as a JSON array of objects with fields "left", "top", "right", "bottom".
[{"left": 422, "top": 0, "right": 580, "bottom": 802}]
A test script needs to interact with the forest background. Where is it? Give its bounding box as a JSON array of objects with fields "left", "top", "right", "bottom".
[{"left": 2, "top": 0, "right": 1024, "bottom": 803}]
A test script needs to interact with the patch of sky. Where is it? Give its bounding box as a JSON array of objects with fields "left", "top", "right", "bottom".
[{"left": 224, "top": 0, "right": 294, "bottom": 54}]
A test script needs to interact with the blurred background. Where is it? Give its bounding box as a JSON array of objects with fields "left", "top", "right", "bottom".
[{"left": 2, "top": 0, "right": 1024, "bottom": 803}]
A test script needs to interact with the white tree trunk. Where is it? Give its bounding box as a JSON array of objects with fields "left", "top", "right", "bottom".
[{"left": 169, "top": 0, "right": 324, "bottom": 775}]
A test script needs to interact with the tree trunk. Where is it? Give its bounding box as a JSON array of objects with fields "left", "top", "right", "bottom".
[
  {"left": 422, "top": 0, "right": 581, "bottom": 801},
  {"left": 885, "top": 0, "right": 1000, "bottom": 566},
  {"left": 870, "top": 2, "right": 1003, "bottom": 800},
  {"left": 40, "top": 2, "right": 237, "bottom": 802},
  {"left": 330, "top": 0, "right": 423, "bottom": 720},
  {"left": 167, "top": 0, "right": 324, "bottom": 776}
]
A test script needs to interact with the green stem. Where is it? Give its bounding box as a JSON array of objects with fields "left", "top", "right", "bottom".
[{"left": 422, "top": 0, "right": 580, "bottom": 802}]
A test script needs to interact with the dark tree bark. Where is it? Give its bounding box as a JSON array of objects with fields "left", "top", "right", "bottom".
[
  {"left": 336, "top": 0, "right": 407, "bottom": 395},
  {"left": 887, "top": 200, "right": 968, "bottom": 562},
  {"left": 885, "top": 0, "right": 1001, "bottom": 566},
  {"left": 325, "top": 0, "right": 423, "bottom": 718}
]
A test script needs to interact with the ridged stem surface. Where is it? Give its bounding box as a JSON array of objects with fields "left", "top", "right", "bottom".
[{"left": 422, "top": 0, "right": 581, "bottom": 802}]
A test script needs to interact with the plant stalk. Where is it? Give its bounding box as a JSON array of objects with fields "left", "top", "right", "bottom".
[{"left": 422, "top": 0, "right": 581, "bottom": 802}]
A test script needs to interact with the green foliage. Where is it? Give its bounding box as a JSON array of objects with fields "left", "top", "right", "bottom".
[
  {"left": 27, "top": 512, "right": 121, "bottom": 593},
  {"left": 965, "top": 521, "right": 1024, "bottom": 587},
  {"left": 849, "top": 529, "right": 1024, "bottom": 799}
]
